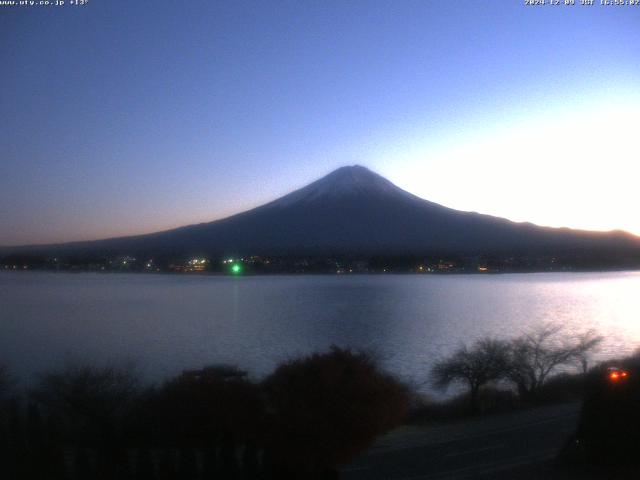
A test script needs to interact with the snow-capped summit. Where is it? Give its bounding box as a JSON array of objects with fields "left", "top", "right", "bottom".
[{"left": 268, "top": 165, "right": 417, "bottom": 208}]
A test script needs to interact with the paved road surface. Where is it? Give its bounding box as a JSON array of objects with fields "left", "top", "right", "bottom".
[{"left": 342, "top": 403, "right": 581, "bottom": 479}]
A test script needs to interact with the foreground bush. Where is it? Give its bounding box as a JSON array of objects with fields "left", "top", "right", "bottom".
[
  {"left": 32, "top": 364, "right": 140, "bottom": 445},
  {"left": 141, "top": 365, "right": 263, "bottom": 447},
  {"left": 263, "top": 347, "right": 410, "bottom": 477},
  {"left": 1, "top": 349, "right": 409, "bottom": 479},
  {"left": 575, "top": 354, "right": 640, "bottom": 466}
]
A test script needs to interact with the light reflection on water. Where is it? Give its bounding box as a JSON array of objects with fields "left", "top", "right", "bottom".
[{"left": 1, "top": 271, "right": 640, "bottom": 393}]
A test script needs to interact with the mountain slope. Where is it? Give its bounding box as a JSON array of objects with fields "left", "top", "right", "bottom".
[{"left": 4, "top": 165, "right": 640, "bottom": 258}]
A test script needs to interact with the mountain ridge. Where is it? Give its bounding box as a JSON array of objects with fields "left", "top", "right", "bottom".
[{"left": 2, "top": 165, "right": 640, "bottom": 260}]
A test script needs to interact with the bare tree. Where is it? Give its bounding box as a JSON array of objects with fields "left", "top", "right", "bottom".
[
  {"left": 506, "top": 324, "right": 602, "bottom": 400},
  {"left": 32, "top": 364, "right": 140, "bottom": 441},
  {"left": 431, "top": 338, "right": 510, "bottom": 414}
]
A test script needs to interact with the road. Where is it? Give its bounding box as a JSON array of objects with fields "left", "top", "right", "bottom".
[{"left": 342, "top": 402, "right": 581, "bottom": 479}]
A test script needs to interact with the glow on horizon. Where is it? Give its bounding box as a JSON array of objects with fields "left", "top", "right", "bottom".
[
  {"left": 382, "top": 95, "right": 640, "bottom": 237},
  {"left": 6, "top": 93, "right": 639, "bottom": 247},
  {"left": 7, "top": 94, "right": 640, "bottom": 247}
]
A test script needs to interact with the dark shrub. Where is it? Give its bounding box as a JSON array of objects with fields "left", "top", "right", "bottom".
[
  {"left": 147, "top": 364, "right": 263, "bottom": 447},
  {"left": 576, "top": 355, "right": 640, "bottom": 465},
  {"left": 535, "top": 372, "right": 586, "bottom": 404},
  {"left": 262, "top": 346, "right": 409, "bottom": 476},
  {"left": 32, "top": 364, "right": 140, "bottom": 446},
  {"left": 409, "top": 387, "right": 516, "bottom": 423}
]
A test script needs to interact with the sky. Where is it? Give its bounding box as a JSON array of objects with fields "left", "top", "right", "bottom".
[{"left": 1, "top": 0, "right": 639, "bottom": 246}]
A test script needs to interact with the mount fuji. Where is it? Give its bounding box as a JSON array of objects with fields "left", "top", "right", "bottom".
[{"left": 5, "top": 165, "right": 640, "bottom": 259}]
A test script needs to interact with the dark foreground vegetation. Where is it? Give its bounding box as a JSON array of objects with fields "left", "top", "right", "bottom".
[
  {"left": 0, "top": 348, "right": 409, "bottom": 480},
  {"left": 2, "top": 327, "right": 640, "bottom": 479},
  {"left": 570, "top": 352, "right": 640, "bottom": 468},
  {"left": 416, "top": 327, "right": 640, "bottom": 475},
  {"left": 422, "top": 325, "right": 602, "bottom": 416}
]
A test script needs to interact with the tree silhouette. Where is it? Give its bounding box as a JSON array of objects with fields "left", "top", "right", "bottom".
[
  {"left": 506, "top": 324, "right": 602, "bottom": 400},
  {"left": 431, "top": 338, "right": 510, "bottom": 414},
  {"left": 32, "top": 364, "right": 140, "bottom": 438}
]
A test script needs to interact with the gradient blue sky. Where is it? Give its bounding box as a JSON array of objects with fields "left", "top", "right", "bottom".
[{"left": 1, "top": 1, "right": 639, "bottom": 246}]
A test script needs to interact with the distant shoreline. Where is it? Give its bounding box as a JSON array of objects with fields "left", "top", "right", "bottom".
[{"left": 2, "top": 268, "right": 640, "bottom": 277}]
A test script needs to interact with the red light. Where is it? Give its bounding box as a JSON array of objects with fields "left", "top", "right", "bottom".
[{"left": 608, "top": 368, "right": 629, "bottom": 383}]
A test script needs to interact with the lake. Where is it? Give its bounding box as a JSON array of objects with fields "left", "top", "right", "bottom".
[{"left": 1, "top": 271, "right": 640, "bottom": 392}]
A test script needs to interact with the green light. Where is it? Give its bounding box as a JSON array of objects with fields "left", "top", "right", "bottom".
[{"left": 231, "top": 263, "right": 242, "bottom": 274}]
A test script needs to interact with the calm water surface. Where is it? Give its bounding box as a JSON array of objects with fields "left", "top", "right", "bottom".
[{"left": 1, "top": 271, "right": 640, "bottom": 391}]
